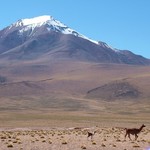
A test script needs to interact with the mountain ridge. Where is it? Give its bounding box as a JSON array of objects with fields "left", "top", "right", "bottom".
[{"left": 0, "top": 15, "right": 150, "bottom": 65}]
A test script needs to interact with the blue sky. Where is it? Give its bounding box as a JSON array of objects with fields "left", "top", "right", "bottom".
[{"left": 1, "top": 0, "right": 150, "bottom": 58}]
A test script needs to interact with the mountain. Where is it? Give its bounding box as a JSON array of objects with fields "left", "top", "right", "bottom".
[
  {"left": 0, "top": 16, "right": 150, "bottom": 115},
  {"left": 0, "top": 15, "right": 149, "bottom": 65}
]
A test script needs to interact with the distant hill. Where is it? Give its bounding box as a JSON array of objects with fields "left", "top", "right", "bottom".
[{"left": 86, "top": 80, "right": 141, "bottom": 100}]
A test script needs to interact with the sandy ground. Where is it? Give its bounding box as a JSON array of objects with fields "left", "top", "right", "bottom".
[{"left": 0, "top": 126, "right": 149, "bottom": 150}]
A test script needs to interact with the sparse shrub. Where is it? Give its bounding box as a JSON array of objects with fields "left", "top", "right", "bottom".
[
  {"left": 31, "top": 140, "right": 35, "bottom": 143},
  {"left": 31, "top": 134, "right": 35, "bottom": 137},
  {"left": 7, "top": 144, "right": 13, "bottom": 148},
  {"left": 116, "top": 139, "right": 121, "bottom": 142},
  {"left": 101, "top": 143, "right": 106, "bottom": 147},
  {"left": 61, "top": 135, "right": 64, "bottom": 138},
  {"left": 13, "top": 140, "right": 18, "bottom": 143},
  {"left": 141, "top": 139, "right": 146, "bottom": 142},
  {"left": 92, "top": 141, "right": 96, "bottom": 145},
  {"left": 62, "top": 140, "right": 67, "bottom": 144},
  {"left": 81, "top": 145, "right": 86, "bottom": 149},
  {"left": 5, "top": 142, "right": 9, "bottom": 145},
  {"left": 133, "top": 144, "right": 140, "bottom": 148},
  {"left": 18, "top": 141, "right": 22, "bottom": 144},
  {"left": 35, "top": 138, "right": 39, "bottom": 141},
  {"left": 42, "top": 140, "right": 46, "bottom": 143},
  {"left": 58, "top": 133, "right": 63, "bottom": 136},
  {"left": 1, "top": 136, "right": 7, "bottom": 139}
]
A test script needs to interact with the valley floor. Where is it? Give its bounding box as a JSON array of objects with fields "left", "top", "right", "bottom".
[
  {"left": 0, "top": 110, "right": 149, "bottom": 150},
  {"left": 0, "top": 126, "right": 149, "bottom": 150}
]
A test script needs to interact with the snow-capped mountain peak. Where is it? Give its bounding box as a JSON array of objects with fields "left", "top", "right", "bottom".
[
  {"left": 9, "top": 15, "right": 99, "bottom": 44},
  {"left": 0, "top": 15, "right": 149, "bottom": 65},
  {"left": 11, "top": 15, "right": 66, "bottom": 28},
  {"left": 17, "top": 15, "right": 52, "bottom": 26}
]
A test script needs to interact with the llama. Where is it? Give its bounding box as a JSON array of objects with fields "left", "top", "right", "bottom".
[
  {"left": 87, "top": 131, "right": 96, "bottom": 140},
  {"left": 125, "top": 124, "right": 145, "bottom": 140}
]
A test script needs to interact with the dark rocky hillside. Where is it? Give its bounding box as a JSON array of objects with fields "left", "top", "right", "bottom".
[{"left": 86, "top": 81, "right": 141, "bottom": 100}]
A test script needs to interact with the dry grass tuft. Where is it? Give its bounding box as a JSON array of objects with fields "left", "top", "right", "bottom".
[
  {"left": 101, "top": 143, "right": 106, "bottom": 147},
  {"left": 81, "top": 145, "right": 86, "bottom": 149},
  {"left": 0, "top": 126, "right": 149, "bottom": 150},
  {"left": 133, "top": 144, "right": 140, "bottom": 148},
  {"left": 92, "top": 141, "right": 96, "bottom": 145},
  {"left": 61, "top": 140, "right": 68, "bottom": 144},
  {"left": 7, "top": 143, "right": 13, "bottom": 148}
]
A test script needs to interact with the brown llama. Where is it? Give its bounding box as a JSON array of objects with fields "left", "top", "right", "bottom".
[
  {"left": 87, "top": 131, "right": 96, "bottom": 140},
  {"left": 125, "top": 124, "right": 145, "bottom": 140}
]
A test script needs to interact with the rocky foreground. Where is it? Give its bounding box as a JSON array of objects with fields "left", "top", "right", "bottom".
[{"left": 0, "top": 126, "right": 149, "bottom": 150}]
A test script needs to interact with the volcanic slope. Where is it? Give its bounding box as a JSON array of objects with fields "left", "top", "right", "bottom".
[
  {"left": 0, "top": 15, "right": 150, "bottom": 65},
  {"left": 0, "top": 16, "right": 150, "bottom": 121}
]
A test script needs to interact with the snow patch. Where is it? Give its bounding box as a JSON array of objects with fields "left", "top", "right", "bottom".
[
  {"left": 20, "top": 16, "right": 52, "bottom": 26},
  {"left": 11, "top": 15, "right": 99, "bottom": 45}
]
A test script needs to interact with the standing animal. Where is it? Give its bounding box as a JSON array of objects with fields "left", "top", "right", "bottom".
[
  {"left": 125, "top": 124, "right": 146, "bottom": 140},
  {"left": 87, "top": 131, "right": 96, "bottom": 140}
]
